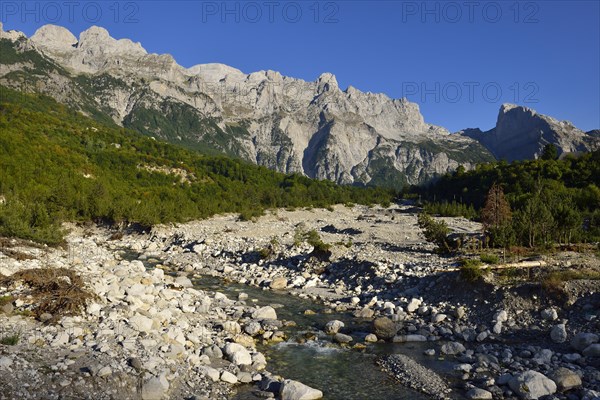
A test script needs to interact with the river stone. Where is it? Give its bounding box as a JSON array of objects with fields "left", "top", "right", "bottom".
[
  {"left": 202, "top": 344, "right": 223, "bottom": 359},
  {"left": 441, "top": 342, "right": 466, "bottom": 355},
  {"left": 223, "top": 343, "right": 252, "bottom": 365},
  {"left": 252, "top": 306, "right": 277, "bottom": 320},
  {"left": 466, "top": 388, "right": 493, "bottom": 400},
  {"left": 541, "top": 308, "right": 558, "bottom": 321},
  {"left": 432, "top": 313, "right": 447, "bottom": 323},
  {"left": 365, "top": 334, "right": 378, "bottom": 342},
  {"left": 0, "top": 357, "right": 13, "bottom": 369},
  {"left": 508, "top": 370, "right": 556, "bottom": 399},
  {"left": 279, "top": 379, "right": 323, "bottom": 400},
  {"left": 493, "top": 310, "right": 508, "bottom": 323},
  {"left": 244, "top": 321, "right": 262, "bottom": 336},
  {"left": 141, "top": 375, "right": 169, "bottom": 400},
  {"left": 233, "top": 334, "right": 255, "bottom": 347},
  {"left": 174, "top": 276, "right": 193, "bottom": 288},
  {"left": 333, "top": 333, "right": 353, "bottom": 344},
  {"left": 324, "top": 320, "right": 345, "bottom": 335},
  {"left": 372, "top": 317, "right": 397, "bottom": 340},
  {"left": 260, "top": 376, "right": 282, "bottom": 393},
  {"left": 353, "top": 306, "right": 374, "bottom": 318},
  {"left": 550, "top": 324, "right": 567, "bottom": 343},
  {"left": 548, "top": 367, "right": 582, "bottom": 391},
  {"left": 583, "top": 343, "right": 600, "bottom": 357},
  {"left": 570, "top": 332, "right": 598, "bottom": 351},
  {"left": 455, "top": 306, "right": 466, "bottom": 319},
  {"left": 220, "top": 370, "right": 238, "bottom": 384},
  {"left": 270, "top": 277, "right": 288, "bottom": 290},
  {"left": 406, "top": 298, "right": 421, "bottom": 313},
  {"left": 222, "top": 321, "right": 242, "bottom": 334},
  {"left": 198, "top": 366, "right": 220, "bottom": 382},
  {"left": 393, "top": 334, "right": 427, "bottom": 343},
  {"left": 130, "top": 313, "right": 154, "bottom": 333},
  {"left": 97, "top": 366, "right": 112, "bottom": 377}
]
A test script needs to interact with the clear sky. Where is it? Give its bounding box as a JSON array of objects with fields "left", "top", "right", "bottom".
[{"left": 2, "top": 0, "right": 599, "bottom": 132}]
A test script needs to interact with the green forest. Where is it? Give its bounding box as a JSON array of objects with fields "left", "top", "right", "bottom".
[
  {"left": 413, "top": 148, "right": 600, "bottom": 247},
  {"left": 0, "top": 86, "right": 393, "bottom": 244}
]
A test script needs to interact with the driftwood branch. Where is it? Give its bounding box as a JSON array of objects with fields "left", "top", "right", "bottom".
[{"left": 441, "top": 260, "right": 547, "bottom": 272}]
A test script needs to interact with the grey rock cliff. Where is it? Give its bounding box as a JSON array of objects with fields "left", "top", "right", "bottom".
[
  {"left": 460, "top": 104, "right": 599, "bottom": 161},
  {"left": 2, "top": 24, "right": 497, "bottom": 187}
]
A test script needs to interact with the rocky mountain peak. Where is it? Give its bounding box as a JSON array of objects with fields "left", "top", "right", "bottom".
[
  {"left": 1, "top": 24, "right": 496, "bottom": 187},
  {"left": 0, "top": 23, "right": 26, "bottom": 42},
  {"left": 317, "top": 72, "right": 338, "bottom": 93},
  {"left": 461, "top": 104, "right": 599, "bottom": 161},
  {"left": 77, "top": 25, "right": 146, "bottom": 56},
  {"left": 31, "top": 24, "right": 77, "bottom": 51},
  {"left": 188, "top": 63, "right": 246, "bottom": 81}
]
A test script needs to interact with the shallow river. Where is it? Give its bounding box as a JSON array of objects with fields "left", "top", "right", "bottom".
[{"left": 193, "top": 275, "right": 460, "bottom": 400}]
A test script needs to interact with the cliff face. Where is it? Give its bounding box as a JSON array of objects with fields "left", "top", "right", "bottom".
[
  {"left": 460, "top": 104, "right": 599, "bottom": 161},
  {"left": 2, "top": 24, "right": 497, "bottom": 187}
]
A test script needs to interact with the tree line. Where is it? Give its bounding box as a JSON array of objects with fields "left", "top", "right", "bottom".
[{"left": 412, "top": 144, "right": 600, "bottom": 248}]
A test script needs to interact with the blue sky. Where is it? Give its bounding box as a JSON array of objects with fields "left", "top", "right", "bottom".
[{"left": 2, "top": 1, "right": 599, "bottom": 132}]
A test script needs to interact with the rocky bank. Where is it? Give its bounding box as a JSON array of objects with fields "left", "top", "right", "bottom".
[{"left": 1, "top": 204, "right": 600, "bottom": 399}]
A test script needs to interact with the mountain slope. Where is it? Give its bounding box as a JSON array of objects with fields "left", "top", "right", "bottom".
[
  {"left": 0, "top": 23, "right": 495, "bottom": 188},
  {"left": 459, "top": 104, "right": 600, "bottom": 161},
  {"left": 0, "top": 86, "right": 392, "bottom": 244}
]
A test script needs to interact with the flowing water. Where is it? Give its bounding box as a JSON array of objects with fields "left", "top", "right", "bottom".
[
  {"left": 118, "top": 250, "right": 457, "bottom": 399},
  {"left": 193, "top": 275, "right": 459, "bottom": 400}
]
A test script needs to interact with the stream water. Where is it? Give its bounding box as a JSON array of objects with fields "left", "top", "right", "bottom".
[
  {"left": 120, "top": 251, "right": 458, "bottom": 399},
  {"left": 193, "top": 275, "right": 458, "bottom": 400}
]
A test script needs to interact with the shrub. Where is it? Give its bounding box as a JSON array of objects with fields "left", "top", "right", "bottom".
[
  {"left": 480, "top": 253, "right": 500, "bottom": 264},
  {"left": 304, "top": 229, "right": 331, "bottom": 252},
  {"left": 417, "top": 212, "right": 453, "bottom": 253},
  {"left": 460, "top": 258, "right": 484, "bottom": 282}
]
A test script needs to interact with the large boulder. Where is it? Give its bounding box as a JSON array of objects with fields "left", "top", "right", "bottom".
[
  {"left": 130, "top": 313, "right": 154, "bottom": 333},
  {"left": 372, "top": 317, "right": 397, "bottom": 340},
  {"left": 508, "top": 370, "right": 556, "bottom": 399},
  {"left": 583, "top": 343, "right": 600, "bottom": 357},
  {"left": 270, "top": 277, "right": 288, "bottom": 290},
  {"left": 466, "top": 388, "right": 493, "bottom": 400},
  {"left": 333, "top": 333, "right": 353, "bottom": 344},
  {"left": 570, "top": 332, "right": 598, "bottom": 351},
  {"left": 550, "top": 324, "right": 567, "bottom": 343},
  {"left": 441, "top": 342, "right": 466, "bottom": 355},
  {"left": 548, "top": 367, "right": 582, "bottom": 391},
  {"left": 324, "top": 320, "right": 345, "bottom": 335},
  {"left": 223, "top": 343, "right": 252, "bottom": 366},
  {"left": 141, "top": 374, "right": 169, "bottom": 400},
  {"left": 252, "top": 306, "right": 277, "bottom": 320},
  {"left": 280, "top": 379, "right": 323, "bottom": 400}
]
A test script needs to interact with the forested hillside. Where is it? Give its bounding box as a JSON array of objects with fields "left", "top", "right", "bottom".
[
  {"left": 0, "top": 87, "right": 393, "bottom": 244},
  {"left": 414, "top": 148, "right": 600, "bottom": 245}
]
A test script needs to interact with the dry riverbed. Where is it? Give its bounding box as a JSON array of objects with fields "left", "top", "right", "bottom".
[{"left": 1, "top": 204, "right": 599, "bottom": 400}]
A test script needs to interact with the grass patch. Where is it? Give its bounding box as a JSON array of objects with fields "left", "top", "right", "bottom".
[
  {"left": 0, "top": 295, "right": 14, "bottom": 307},
  {"left": 0, "top": 268, "right": 96, "bottom": 322},
  {"left": 541, "top": 268, "right": 600, "bottom": 302},
  {"left": 0, "top": 333, "right": 20, "bottom": 346}
]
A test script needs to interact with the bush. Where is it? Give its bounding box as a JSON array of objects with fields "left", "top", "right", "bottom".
[
  {"left": 460, "top": 258, "right": 484, "bottom": 282},
  {"left": 304, "top": 229, "right": 331, "bottom": 252},
  {"left": 417, "top": 212, "right": 453, "bottom": 253},
  {"left": 480, "top": 253, "right": 500, "bottom": 264}
]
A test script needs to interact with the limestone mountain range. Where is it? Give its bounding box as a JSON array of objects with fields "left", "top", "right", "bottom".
[{"left": 1, "top": 23, "right": 597, "bottom": 187}]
